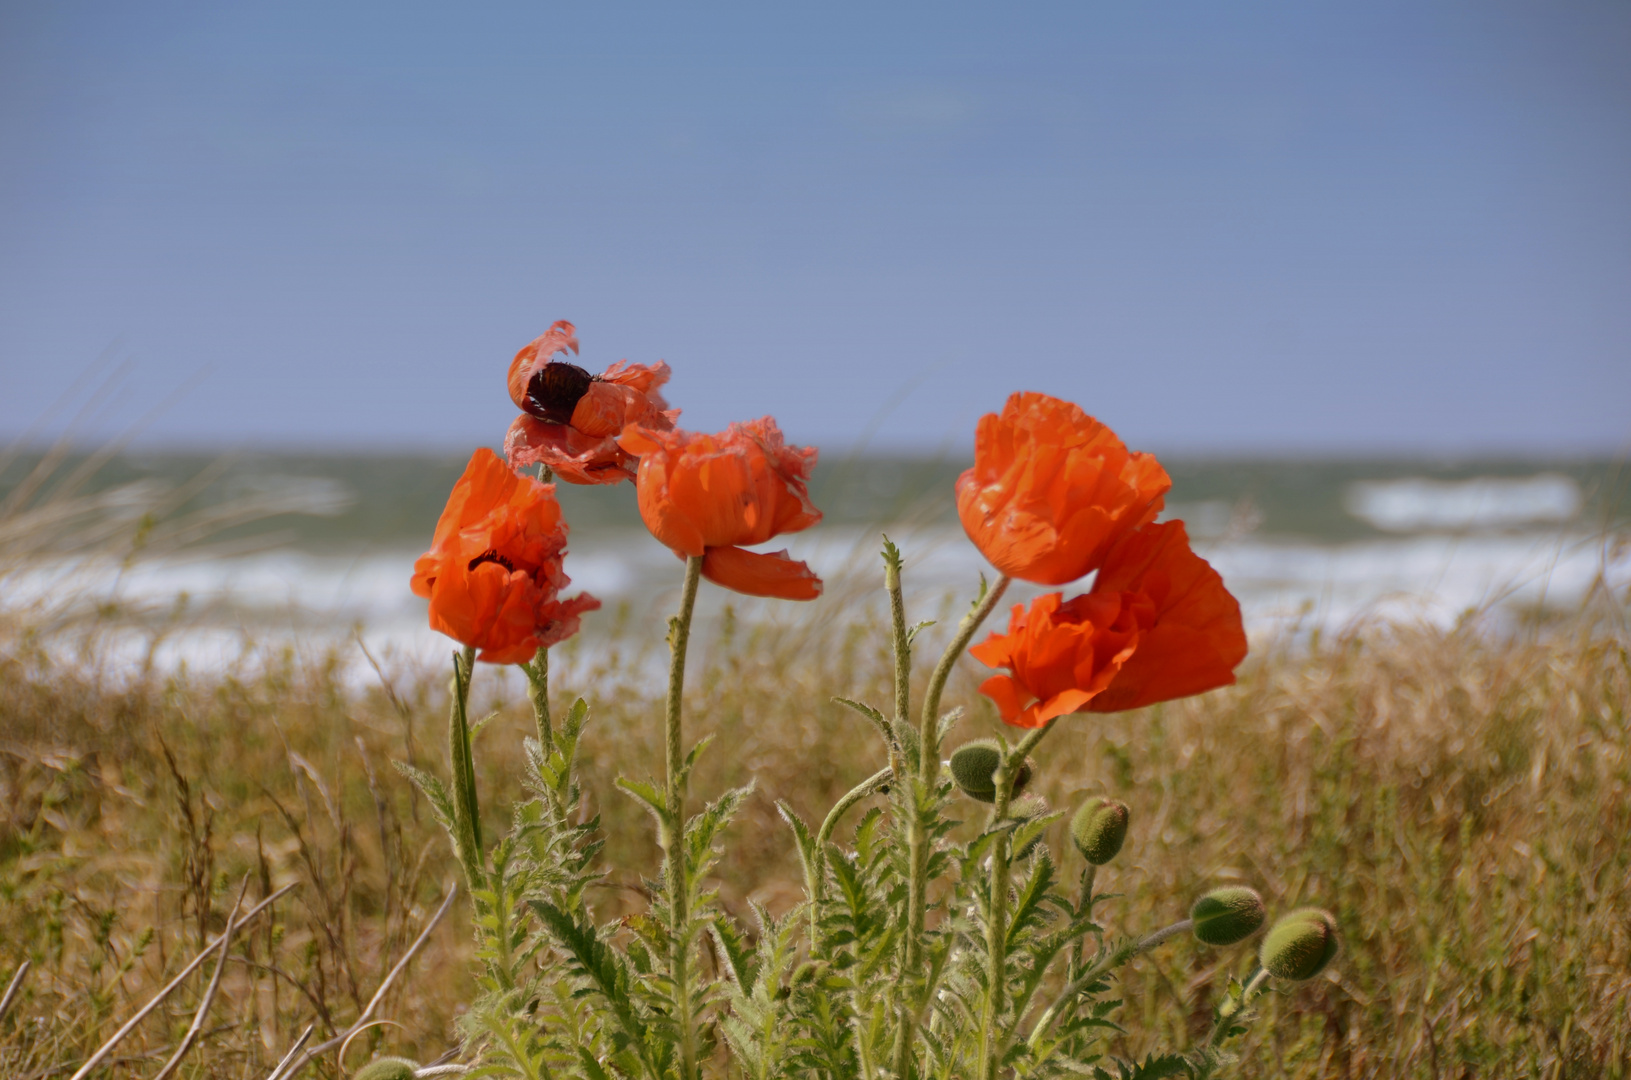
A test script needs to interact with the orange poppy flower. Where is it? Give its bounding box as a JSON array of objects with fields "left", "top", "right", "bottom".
[
  {"left": 410, "top": 448, "right": 601, "bottom": 663},
  {"left": 970, "top": 520, "right": 1245, "bottom": 727},
  {"left": 956, "top": 392, "right": 1171, "bottom": 585},
  {"left": 503, "top": 320, "right": 680, "bottom": 485},
  {"left": 616, "top": 417, "right": 824, "bottom": 600}
]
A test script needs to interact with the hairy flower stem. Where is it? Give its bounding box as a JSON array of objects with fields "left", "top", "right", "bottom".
[
  {"left": 919, "top": 575, "right": 1011, "bottom": 767},
  {"left": 447, "top": 646, "right": 484, "bottom": 893},
  {"left": 895, "top": 572, "right": 1009, "bottom": 1078},
  {"left": 980, "top": 718, "right": 1059, "bottom": 1080},
  {"left": 808, "top": 766, "right": 894, "bottom": 947},
  {"left": 1027, "top": 919, "right": 1196, "bottom": 1049},
  {"left": 664, "top": 555, "right": 704, "bottom": 1080},
  {"left": 883, "top": 544, "right": 921, "bottom": 1080},
  {"left": 885, "top": 543, "right": 912, "bottom": 741},
  {"left": 818, "top": 768, "right": 895, "bottom": 850},
  {"left": 1205, "top": 967, "right": 1270, "bottom": 1049},
  {"left": 1056, "top": 864, "right": 1098, "bottom": 1030},
  {"left": 526, "top": 646, "right": 552, "bottom": 753}
]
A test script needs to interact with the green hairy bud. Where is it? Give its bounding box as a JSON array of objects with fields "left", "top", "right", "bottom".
[
  {"left": 948, "top": 740, "right": 1032, "bottom": 803},
  {"left": 1070, "top": 797, "right": 1129, "bottom": 865},
  {"left": 1260, "top": 908, "right": 1341, "bottom": 981},
  {"left": 354, "top": 1059, "right": 419, "bottom": 1080},
  {"left": 1190, "top": 887, "right": 1266, "bottom": 946}
]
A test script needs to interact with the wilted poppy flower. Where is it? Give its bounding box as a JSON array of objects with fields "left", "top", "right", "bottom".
[
  {"left": 616, "top": 417, "right": 824, "bottom": 600},
  {"left": 411, "top": 448, "right": 600, "bottom": 663},
  {"left": 503, "top": 320, "right": 680, "bottom": 485},
  {"left": 957, "top": 392, "right": 1171, "bottom": 585},
  {"left": 970, "top": 520, "right": 1245, "bottom": 726}
]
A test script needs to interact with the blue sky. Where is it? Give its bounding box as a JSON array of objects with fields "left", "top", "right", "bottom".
[{"left": 2, "top": 1, "right": 1628, "bottom": 454}]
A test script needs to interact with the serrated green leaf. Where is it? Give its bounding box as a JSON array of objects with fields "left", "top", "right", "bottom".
[
  {"left": 392, "top": 760, "right": 456, "bottom": 834},
  {"left": 834, "top": 696, "right": 896, "bottom": 750},
  {"left": 615, "top": 776, "right": 670, "bottom": 824},
  {"left": 777, "top": 800, "right": 819, "bottom": 890}
]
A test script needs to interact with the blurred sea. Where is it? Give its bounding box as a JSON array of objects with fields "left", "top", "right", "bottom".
[{"left": 3, "top": 451, "right": 1627, "bottom": 682}]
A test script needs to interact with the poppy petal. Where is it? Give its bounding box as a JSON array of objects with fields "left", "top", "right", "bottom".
[
  {"left": 507, "top": 320, "right": 579, "bottom": 410},
  {"left": 701, "top": 545, "right": 823, "bottom": 600},
  {"left": 506, "top": 415, "right": 638, "bottom": 485},
  {"left": 1031, "top": 687, "right": 1098, "bottom": 726},
  {"left": 1087, "top": 521, "right": 1247, "bottom": 712},
  {"left": 978, "top": 674, "right": 1030, "bottom": 724},
  {"left": 956, "top": 392, "right": 1170, "bottom": 584}
]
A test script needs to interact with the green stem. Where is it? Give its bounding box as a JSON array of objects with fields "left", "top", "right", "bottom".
[
  {"left": 447, "top": 646, "right": 484, "bottom": 892},
  {"left": 1057, "top": 863, "right": 1097, "bottom": 1030},
  {"left": 1206, "top": 967, "right": 1270, "bottom": 1049},
  {"left": 663, "top": 555, "right": 704, "bottom": 1080},
  {"left": 526, "top": 646, "right": 552, "bottom": 753},
  {"left": 980, "top": 718, "right": 1058, "bottom": 1080},
  {"left": 885, "top": 543, "right": 911, "bottom": 746},
  {"left": 884, "top": 544, "right": 923, "bottom": 1080},
  {"left": 1027, "top": 918, "right": 1195, "bottom": 1049},
  {"left": 817, "top": 767, "right": 895, "bottom": 851},
  {"left": 912, "top": 572, "right": 1010, "bottom": 1078},
  {"left": 810, "top": 766, "right": 895, "bottom": 948},
  {"left": 919, "top": 575, "right": 1010, "bottom": 769}
]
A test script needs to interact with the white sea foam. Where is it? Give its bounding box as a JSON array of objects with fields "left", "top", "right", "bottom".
[
  {"left": 1344, "top": 474, "right": 1583, "bottom": 532},
  {"left": 5, "top": 522, "right": 1626, "bottom": 685}
]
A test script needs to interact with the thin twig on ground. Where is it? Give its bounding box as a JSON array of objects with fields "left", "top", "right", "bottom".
[
  {"left": 281, "top": 884, "right": 458, "bottom": 1078},
  {"left": 150, "top": 880, "right": 249, "bottom": 1080},
  {"left": 0, "top": 959, "right": 30, "bottom": 1022},
  {"left": 66, "top": 882, "right": 297, "bottom": 1080},
  {"left": 264, "top": 1023, "right": 315, "bottom": 1080}
]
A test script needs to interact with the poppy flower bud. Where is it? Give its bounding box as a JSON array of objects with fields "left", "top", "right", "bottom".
[
  {"left": 948, "top": 740, "right": 1032, "bottom": 803},
  {"left": 1260, "top": 908, "right": 1341, "bottom": 981},
  {"left": 1189, "top": 887, "right": 1266, "bottom": 946},
  {"left": 1069, "top": 797, "right": 1129, "bottom": 865},
  {"left": 353, "top": 1059, "right": 419, "bottom": 1080}
]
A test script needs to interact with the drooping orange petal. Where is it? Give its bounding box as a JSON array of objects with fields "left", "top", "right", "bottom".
[
  {"left": 978, "top": 673, "right": 1030, "bottom": 724},
  {"left": 534, "top": 592, "right": 604, "bottom": 649},
  {"left": 701, "top": 545, "right": 823, "bottom": 600},
  {"left": 599, "top": 359, "right": 674, "bottom": 408},
  {"left": 1086, "top": 521, "right": 1246, "bottom": 712},
  {"left": 1027, "top": 687, "right": 1099, "bottom": 728}
]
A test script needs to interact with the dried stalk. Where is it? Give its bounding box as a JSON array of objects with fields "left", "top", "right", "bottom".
[
  {"left": 67, "top": 882, "right": 297, "bottom": 1080},
  {"left": 279, "top": 884, "right": 458, "bottom": 1077},
  {"left": 150, "top": 882, "right": 248, "bottom": 1080},
  {"left": 264, "top": 1023, "right": 315, "bottom": 1080},
  {"left": 0, "top": 959, "right": 30, "bottom": 1022}
]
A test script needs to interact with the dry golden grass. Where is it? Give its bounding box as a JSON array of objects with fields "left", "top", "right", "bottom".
[{"left": 2, "top": 594, "right": 1628, "bottom": 1078}]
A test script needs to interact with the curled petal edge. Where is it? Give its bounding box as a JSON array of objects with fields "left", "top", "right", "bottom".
[{"left": 700, "top": 545, "right": 823, "bottom": 601}]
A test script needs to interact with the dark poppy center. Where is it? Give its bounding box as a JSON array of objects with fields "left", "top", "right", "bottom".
[
  {"left": 523, "top": 361, "right": 594, "bottom": 424},
  {"left": 468, "top": 549, "right": 516, "bottom": 573}
]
